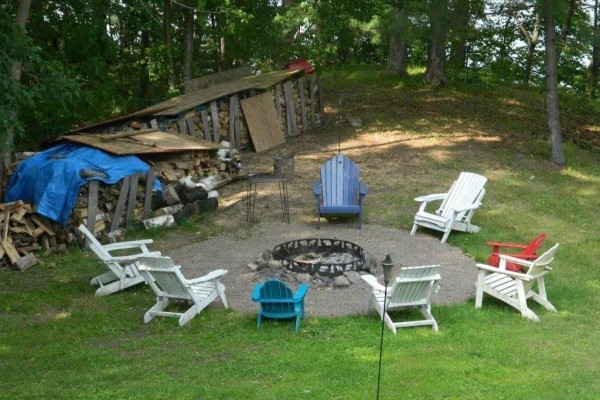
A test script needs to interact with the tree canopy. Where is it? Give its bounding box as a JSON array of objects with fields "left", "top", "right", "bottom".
[{"left": 2, "top": 0, "right": 599, "bottom": 159}]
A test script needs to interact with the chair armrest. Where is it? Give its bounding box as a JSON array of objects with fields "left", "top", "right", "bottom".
[
  {"left": 312, "top": 181, "right": 322, "bottom": 197},
  {"left": 251, "top": 283, "right": 264, "bottom": 302},
  {"left": 360, "top": 274, "right": 387, "bottom": 292},
  {"left": 103, "top": 239, "right": 154, "bottom": 251},
  {"left": 188, "top": 269, "right": 228, "bottom": 284},
  {"left": 293, "top": 283, "right": 310, "bottom": 301},
  {"left": 451, "top": 202, "right": 482, "bottom": 213},
  {"left": 414, "top": 193, "right": 447, "bottom": 203},
  {"left": 476, "top": 262, "right": 531, "bottom": 279},
  {"left": 106, "top": 252, "right": 161, "bottom": 262},
  {"left": 359, "top": 181, "right": 368, "bottom": 196},
  {"left": 486, "top": 241, "right": 529, "bottom": 250}
]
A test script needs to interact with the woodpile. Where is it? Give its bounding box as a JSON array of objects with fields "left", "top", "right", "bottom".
[{"left": 0, "top": 201, "right": 63, "bottom": 271}]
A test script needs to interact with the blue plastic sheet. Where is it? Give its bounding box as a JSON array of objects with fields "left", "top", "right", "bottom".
[{"left": 5, "top": 143, "right": 162, "bottom": 225}]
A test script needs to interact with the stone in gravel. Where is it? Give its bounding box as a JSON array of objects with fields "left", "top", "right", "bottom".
[
  {"left": 268, "top": 260, "right": 283, "bottom": 270},
  {"left": 257, "top": 261, "right": 268, "bottom": 271},
  {"left": 333, "top": 275, "right": 351, "bottom": 287},
  {"left": 345, "top": 271, "right": 361, "bottom": 284},
  {"left": 262, "top": 250, "right": 272, "bottom": 261},
  {"left": 296, "top": 273, "right": 311, "bottom": 283},
  {"left": 247, "top": 262, "right": 259, "bottom": 271}
]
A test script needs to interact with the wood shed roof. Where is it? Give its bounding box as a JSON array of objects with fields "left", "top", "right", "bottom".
[
  {"left": 69, "top": 69, "right": 303, "bottom": 134},
  {"left": 61, "top": 130, "right": 223, "bottom": 155}
]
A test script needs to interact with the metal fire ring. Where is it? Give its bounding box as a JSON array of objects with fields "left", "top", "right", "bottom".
[{"left": 272, "top": 238, "right": 365, "bottom": 277}]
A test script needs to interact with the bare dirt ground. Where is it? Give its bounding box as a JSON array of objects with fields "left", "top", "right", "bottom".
[{"left": 154, "top": 124, "right": 482, "bottom": 317}]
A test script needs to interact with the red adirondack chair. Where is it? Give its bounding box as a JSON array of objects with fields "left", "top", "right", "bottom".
[{"left": 486, "top": 233, "right": 547, "bottom": 272}]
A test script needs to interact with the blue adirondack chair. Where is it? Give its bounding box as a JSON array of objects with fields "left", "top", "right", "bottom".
[
  {"left": 251, "top": 279, "right": 309, "bottom": 333},
  {"left": 312, "top": 153, "right": 368, "bottom": 229}
]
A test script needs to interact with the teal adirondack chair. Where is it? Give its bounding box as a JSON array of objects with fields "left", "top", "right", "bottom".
[
  {"left": 251, "top": 279, "right": 309, "bottom": 333},
  {"left": 312, "top": 153, "right": 368, "bottom": 229}
]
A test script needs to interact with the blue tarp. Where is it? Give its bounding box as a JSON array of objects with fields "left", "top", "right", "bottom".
[{"left": 5, "top": 143, "right": 162, "bottom": 225}]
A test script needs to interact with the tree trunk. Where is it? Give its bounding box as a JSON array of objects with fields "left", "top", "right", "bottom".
[
  {"left": 163, "top": 0, "right": 176, "bottom": 91},
  {"left": 387, "top": 4, "right": 409, "bottom": 75},
  {"left": 426, "top": 0, "right": 448, "bottom": 86},
  {"left": 1, "top": 0, "right": 32, "bottom": 199},
  {"left": 182, "top": 6, "right": 195, "bottom": 83},
  {"left": 519, "top": 14, "right": 541, "bottom": 86},
  {"left": 448, "top": 0, "right": 470, "bottom": 69},
  {"left": 589, "top": 0, "right": 600, "bottom": 96},
  {"left": 543, "top": 0, "right": 566, "bottom": 167},
  {"left": 138, "top": 29, "right": 151, "bottom": 108}
]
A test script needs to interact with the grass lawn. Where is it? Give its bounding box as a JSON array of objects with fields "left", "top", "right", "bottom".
[{"left": 2, "top": 66, "right": 600, "bottom": 399}]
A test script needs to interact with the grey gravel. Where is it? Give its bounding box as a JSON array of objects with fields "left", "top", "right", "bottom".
[{"left": 161, "top": 222, "right": 478, "bottom": 317}]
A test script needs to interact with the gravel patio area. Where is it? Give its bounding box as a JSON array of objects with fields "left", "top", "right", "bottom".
[{"left": 161, "top": 222, "right": 478, "bottom": 317}]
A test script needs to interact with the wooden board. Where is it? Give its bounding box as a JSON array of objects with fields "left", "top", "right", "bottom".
[
  {"left": 61, "top": 130, "right": 223, "bottom": 155},
  {"left": 240, "top": 92, "right": 285, "bottom": 153}
]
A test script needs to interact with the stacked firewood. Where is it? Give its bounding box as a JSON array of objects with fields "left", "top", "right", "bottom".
[{"left": 0, "top": 201, "right": 64, "bottom": 271}]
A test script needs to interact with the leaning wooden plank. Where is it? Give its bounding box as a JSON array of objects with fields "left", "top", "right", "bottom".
[
  {"left": 283, "top": 81, "right": 298, "bottom": 136},
  {"left": 111, "top": 176, "right": 131, "bottom": 232},
  {"left": 309, "top": 76, "right": 316, "bottom": 127},
  {"left": 228, "top": 95, "right": 238, "bottom": 146},
  {"left": 2, "top": 240, "right": 21, "bottom": 264},
  {"left": 240, "top": 92, "right": 286, "bottom": 153},
  {"left": 150, "top": 119, "right": 159, "bottom": 129},
  {"left": 298, "top": 77, "right": 308, "bottom": 133},
  {"left": 275, "top": 83, "right": 282, "bottom": 124},
  {"left": 210, "top": 101, "right": 221, "bottom": 142},
  {"left": 3, "top": 210, "right": 11, "bottom": 241},
  {"left": 86, "top": 180, "right": 100, "bottom": 234},
  {"left": 31, "top": 215, "right": 55, "bottom": 236},
  {"left": 177, "top": 119, "right": 188, "bottom": 135},
  {"left": 200, "top": 109, "right": 211, "bottom": 142},
  {"left": 0, "top": 242, "right": 5, "bottom": 259},
  {"left": 99, "top": 129, "right": 155, "bottom": 141},
  {"left": 143, "top": 170, "right": 154, "bottom": 219},
  {"left": 15, "top": 253, "right": 39, "bottom": 271},
  {"left": 186, "top": 117, "right": 197, "bottom": 137},
  {"left": 125, "top": 173, "right": 140, "bottom": 228}
]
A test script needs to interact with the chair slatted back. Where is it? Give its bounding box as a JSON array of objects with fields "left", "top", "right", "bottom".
[
  {"left": 259, "top": 279, "right": 295, "bottom": 314},
  {"left": 78, "top": 224, "right": 111, "bottom": 260},
  {"left": 523, "top": 233, "right": 547, "bottom": 256},
  {"left": 522, "top": 244, "right": 559, "bottom": 277},
  {"left": 388, "top": 265, "right": 441, "bottom": 306},
  {"left": 138, "top": 256, "right": 192, "bottom": 300},
  {"left": 437, "top": 172, "right": 487, "bottom": 221},
  {"left": 321, "top": 154, "right": 360, "bottom": 207}
]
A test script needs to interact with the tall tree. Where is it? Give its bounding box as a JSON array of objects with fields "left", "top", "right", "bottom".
[
  {"left": 589, "top": 0, "right": 600, "bottom": 96},
  {"left": 448, "top": 0, "right": 470, "bottom": 69},
  {"left": 182, "top": 3, "right": 195, "bottom": 82},
  {"left": 1, "top": 0, "right": 32, "bottom": 198},
  {"left": 164, "top": 0, "right": 176, "bottom": 91},
  {"left": 387, "top": 0, "right": 410, "bottom": 75},
  {"left": 426, "top": 0, "right": 448, "bottom": 85},
  {"left": 518, "top": 9, "right": 542, "bottom": 85},
  {"left": 542, "top": 0, "right": 566, "bottom": 167}
]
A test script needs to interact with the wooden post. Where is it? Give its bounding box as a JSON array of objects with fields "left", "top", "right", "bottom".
[
  {"left": 125, "top": 173, "right": 140, "bottom": 228},
  {"left": 111, "top": 176, "right": 130, "bottom": 232},
  {"left": 210, "top": 101, "right": 220, "bottom": 142},
  {"left": 86, "top": 180, "right": 99, "bottom": 234},
  {"left": 150, "top": 119, "right": 159, "bottom": 129},
  {"left": 317, "top": 77, "right": 324, "bottom": 116},
  {"left": 298, "top": 77, "right": 307, "bottom": 133},
  {"left": 143, "top": 169, "right": 154, "bottom": 218}
]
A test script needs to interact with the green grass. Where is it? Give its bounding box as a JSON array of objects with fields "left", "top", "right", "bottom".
[{"left": 2, "top": 65, "right": 600, "bottom": 399}]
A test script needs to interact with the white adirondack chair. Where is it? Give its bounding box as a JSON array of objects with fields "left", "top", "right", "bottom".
[
  {"left": 78, "top": 224, "right": 161, "bottom": 297},
  {"left": 136, "top": 256, "right": 228, "bottom": 326},
  {"left": 410, "top": 172, "right": 487, "bottom": 243},
  {"left": 475, "top": 243, "right": 559, "bottom": 322},
  {"left": 361, "top": 265, "right": 441, "bottom": 333}
]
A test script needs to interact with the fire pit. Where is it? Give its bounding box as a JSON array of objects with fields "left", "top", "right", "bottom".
[{"left": 272, "top": 238, "right": 366, "bottom": 277}]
